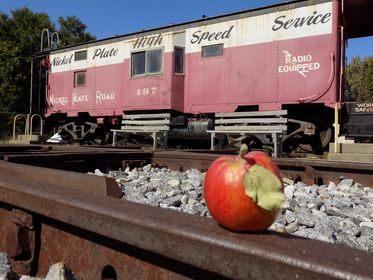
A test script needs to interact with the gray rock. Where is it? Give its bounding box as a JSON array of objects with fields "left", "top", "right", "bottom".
[
  {"left": 334, "top": 232, "right": 360, "bottom": 249},
  {"left": 269, "top": 222, "right": 285, "bottom": 233},
  {"left": 44, "top": 262, "right": 76, "bottom": 280},
  {"left": 330, "top": 197, "right": 353, "bottom": 209},
  {"left": 296, "top": 212, "right": 317, "bottom": 228},
  {"left": 328, "top": 181, "right": 337, "bottom": 191},
  {"left": 94, "top": 168, "right": 105, "bottom": 176},
  {"left": 166, "top": 178, "right": 180, "bottom": 188},
  {"left": 275, "top": 213, "right": 287, "bottom": 226},
  {"left": 339, "top": 219, "right": 361, "bottom": 237},
  {"left": 295, "top": 196, "right": 308, "bottom": 207},
  {"left": 357, "top": 236, "right": 373, "bottom": 252},
  {"left": 293, "top": 228, "right": 321, "bottom": 240},
  {"left": 142, "top": 164, "right": 152, "bottom": 172},
  {"left": 316, "top": 227, "right": 335, "bottom": 243},
  {"left": 318, "top": 216, "right": 344, "bottom": 233},
  {"left": 326, "top": 207, "right": 350, "bottom": 219},
  {"left": 282, "top": 177, "right": 294, "bottom": 185},
  {"left": 0, "top": 252, "right": 12, "bottom": 279},
  {"left": 337, "top": 178, "right": 354, "bottom": 189},
  {"left": 284, "top": 184, "right": 295, "bottom": 199},
  {"left": 285, "top": 221, "right": 299, "bottom": 233},
  {"left": 284, "top": 198, "right": 298, "bottom": 210},
  {"left": 311, "top": 209, "right": 326, "bottom": 219},
  {"left": 367, "top": 189, "right": 373, "bottom": 199},
  {"left": 284, "top": 210, "right": 296, "bottom": 224},
  {"left": 360, "top": 221, "right": 373, "bottom": 237}
]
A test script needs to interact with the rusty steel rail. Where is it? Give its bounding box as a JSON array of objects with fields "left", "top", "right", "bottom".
[
  {"left": 2, "top": 147, "right": 373, "bottom": 186},
  {"left": 152, "top": 151, "right": 373, "bottom": 187},
  {"left": 3, "top": 150, "right": 153, "bottom": 173},
  {"left": 2, "top": 147, "right": 373, "bottom": 187},
  {"left": 0, "top": 159, "right": 373, "bottom": 279}
]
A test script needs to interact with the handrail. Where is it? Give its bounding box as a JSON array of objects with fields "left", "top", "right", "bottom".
[
  {"left": 40, "top": 28, "right": 50, "bottom": 51},
  {"left": 13, "top": 114, "right": 44, "bottom": 141},
  {"left": 12, "top": 114, "right": 27, "bottom": 140},
  {"left": 30, "top": 114, "right": 43, "bottom": 139},
  {"left": 298, "top": 53, "right": 335, "bottom": 103},
  {"left": 51, "top": 32, "right": 60, "bottom": 48}
]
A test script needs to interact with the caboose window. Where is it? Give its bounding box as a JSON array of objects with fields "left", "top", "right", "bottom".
[
  {"left": 131, "top": 49, "right": 163, "bottom": 77},
  {"left": 201, "top": 44, "right": 224, "bottom": 58},
  {"left": 174, "top": 47, "right": 184, "bottom": 74},
  {"left": 146, "top": 49, "right": 162, "bottom": 74},
  {"left": 132, "top": 52, "right": 146, "bottom": 76},
  {"left": 75, "top": 50, "right": 87, "bottom": 61},
  {"left": 74, "top": 71, "right": 86, "bottom": 87}
]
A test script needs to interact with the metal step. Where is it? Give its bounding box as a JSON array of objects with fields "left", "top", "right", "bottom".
[
  {"left": 9, "top": 134, "right": 41, "bottom": 144},
  {"left": 328, "top": 143, "right": 373, "bottom": 163}
]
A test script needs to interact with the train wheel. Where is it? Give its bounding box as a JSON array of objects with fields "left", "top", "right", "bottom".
[
  {"left": 59, "top": 129, "right": 74, "bottom": 144},
  {"left": 92, "top": 129, "right": 110, "bottom": 145},
  {"left": 297, "top": 116, "right": 332, "bottom": 154}
]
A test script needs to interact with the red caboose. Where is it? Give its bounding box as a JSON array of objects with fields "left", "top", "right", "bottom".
[{"left": 42, "top": 0, "right": 344, "bottom": 151}]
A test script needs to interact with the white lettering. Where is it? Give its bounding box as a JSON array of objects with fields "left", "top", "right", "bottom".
[
  {"left": 72, "top": 92, "right": 89, "bottom": 105},
  {"left": 96, "top": 90, "right": 115, "bottom": 104},
  {"left": 278, "top": 50, "right": 321, "bottom": 78},
  {"left": 50, "top": 95, "right": 68, "bottom": 106},
  {"left": 137, "top": 87, "right": 157, "bottom": 96}
]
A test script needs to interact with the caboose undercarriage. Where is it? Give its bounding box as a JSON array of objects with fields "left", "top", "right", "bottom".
[{"left": 46, "top": 103, "right": 333, "bottom": 154}]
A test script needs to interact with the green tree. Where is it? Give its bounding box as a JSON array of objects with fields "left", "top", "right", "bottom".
[
  {"left": 57, "top": 16, "right": 96, "bottom": 47},
  {"left": 3, "top": 8, "right": 54, "bottom": 54},
  {"left": 0, "top": 7, "right": 96, "bottom": 138},
  {"left": 0, "top": 41, "right": 27, "bottom": 111},
  {"left": 358, "top": 58, "right": 373, "bottom": 102},
  {"left": 0, "top": 41, "right": 28, "bottom": 137},
  {"left": 0, "top": 13, "right": 11, "bottom": 39},
  {"left": 345, "top": 56, "right": 373, "bottom": 102}
]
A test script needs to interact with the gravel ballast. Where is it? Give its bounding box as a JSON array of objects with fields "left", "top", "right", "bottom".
[{"left": 96, "top": 164, "right": 373, "bottom": 252}]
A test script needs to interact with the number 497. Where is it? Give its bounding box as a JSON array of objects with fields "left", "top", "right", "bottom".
[{"left": 137, "top": 87, "right": 157, "bottom": 96}]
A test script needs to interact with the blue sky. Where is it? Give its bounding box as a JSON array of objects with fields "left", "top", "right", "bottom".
[{"left": 1, "top": 0, "right": 372, "bottom": 60}]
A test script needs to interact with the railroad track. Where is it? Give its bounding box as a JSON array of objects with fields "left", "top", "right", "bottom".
[{"left": 0, "top": 144, "right": 372, "bottom": 279}]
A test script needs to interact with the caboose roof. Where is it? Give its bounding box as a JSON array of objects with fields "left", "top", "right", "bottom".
[
  {"left": 33, "top": 0, "right": 373, "bottom": 57},
  {"left": 33, "top": 0, "right": 329, "bottom": 56}
]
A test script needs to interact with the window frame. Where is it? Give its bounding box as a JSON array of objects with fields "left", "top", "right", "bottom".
[
  {"left": 173, "top": 46, "right": 185, "bottom": 75},
  {"left": 201, "top": 43, "right": 224, "bottom": 58},
  {"left": 74, "top": 70, "right": 87, "bottom": 88},
  {"left": 131, "top": 51, "right": 146, "bottom": 77},
  {"left": 74, "top": 50, "right": 87, "bottom": 61},
  {"left": 131, "top": 47, "right": 164, "bottom": 78}
]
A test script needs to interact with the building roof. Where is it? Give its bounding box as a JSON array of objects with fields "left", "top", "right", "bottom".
[{"left": 344, "top": 0, "right": 373, "bottom": 38}]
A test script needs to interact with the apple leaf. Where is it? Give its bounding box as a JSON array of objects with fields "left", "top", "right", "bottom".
[{"left": 242, "top": 164, "right": 284, "bottom": 211}]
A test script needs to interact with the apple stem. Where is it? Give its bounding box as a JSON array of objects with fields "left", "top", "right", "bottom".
[{"left": 239, "top": 143, "right": 249, "bottom": 157}]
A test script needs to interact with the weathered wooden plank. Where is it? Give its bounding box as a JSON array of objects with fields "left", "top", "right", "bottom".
[
  {"left": 212, "top": 125, "right": 287, "bottom": 131},
  {"left": 208, "top": 130, "right": 285, "bottom": 134},
  {"left": 122, "top": 113, "right": 171, "bottom": 119},
  {"left": 215, "top": 118, "right": 287, "bottom": 124},
  {"left": 215, "top": 110, "right": 287, "bottom": 118},
  {"left": 122, "top": 120, "right": 170, "bottom": 125},
  {"left": 122, "top": 119, "right": 170, "bottom": 125},
  {"left": 119, "top": 126, "right": 170, "bottom": 132}
]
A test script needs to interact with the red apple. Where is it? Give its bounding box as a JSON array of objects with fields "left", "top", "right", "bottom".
[{"left": 204, "top": 147, "right": 284, "bottom": 232}]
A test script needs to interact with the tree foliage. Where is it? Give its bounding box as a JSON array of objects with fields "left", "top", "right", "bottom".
[
  {"left": 4, "top": 8, "right": 54, "bottom": 54},
  {"left": 58, "top": 16, "right": 96, "bottom": 47},
  {"left": 0, "top": 7, "right": 95, "bottom": 137},
  {"left": 345, "top": 56, "right": 373, "bottom": 102},
  {"left": 0, "top": 41, "right": 27, "bottom": 112}
]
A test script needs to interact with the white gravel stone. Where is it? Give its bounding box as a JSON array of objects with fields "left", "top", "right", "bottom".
[
  {"left": 284, "top": 184, "right": 295, "bottom": 199},
  {"left": 91, "top": 165, "right": 373, "bottom": 252}
]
